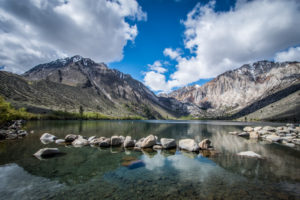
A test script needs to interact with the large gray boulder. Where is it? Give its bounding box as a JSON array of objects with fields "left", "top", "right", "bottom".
[
  {"left": 111, "top": 136, "right": 123, "bottom": 146},
  {"left": 72, "top": 137, "right": 89, "bottom": 147},
  {"left": 141, "top": 135, "right": 156, "bottom": 148},
  {"left": 135, "top": 138, "right": 145, "bottom": 148},
  {"left": 198, "top": 139, "right": 212, "bottom": 150},
  {"left": 40, "top": 133, "right": 56, "bottom": 144},
  {"left": 99, "top": 137, "right": 111, "bottom": 147},
  {"left": 17, "top": 130, "right": 28, "bottom": 137},
  {"left": 65, "top": 134, "right": 78, "bottom": 143},
  {"left": 90, "top": 137, "right": 111, "bottom": 147},
  {"left": 123, "top": 136, "right": 135, "bottom": 148},
  {"left": 253, "top": 127, "right": 262, "bottom": 132},
  {"left": 34, "top": 148, "right": 61, "bottom": 159},
  {"left": 160, "top": 138, "right": 176, "bottom": 149},
  {"left": 179, "top": 139, "right": 199, "bottom": 152},
  {"left": 265, "top": 135, "right": 281, "bottom": 142},
  {"left": 263, "top": 126, "right": 276, "bottom": 132}
]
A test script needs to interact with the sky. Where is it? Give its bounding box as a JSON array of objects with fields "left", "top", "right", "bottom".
[{"left": 0, "top": 0, "right": 300, "bottom": 93}]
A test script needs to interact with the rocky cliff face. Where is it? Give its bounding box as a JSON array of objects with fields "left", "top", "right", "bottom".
[{"left": 163, "top": 61, "right": 300, "bottom": 117}]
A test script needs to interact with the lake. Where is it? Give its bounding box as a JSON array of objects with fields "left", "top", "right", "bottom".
[{"left": 0, "top": 120, "right": 299, "bottom": 200}]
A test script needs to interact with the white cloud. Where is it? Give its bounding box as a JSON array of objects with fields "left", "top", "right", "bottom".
[
  {"left": 163, "top": 48, "right": 181, "bottom": 60},
  {"left": 0, "top": 0, "right": 146, "bottom": 73},
  {"left": 144, "top": 71, "right": 170, "bottom": 92},
  {"left": 274, "top": 46, "right": 300, "bottom": 62},
  {"left": 147, "top": 61, "right": 167, "bottom": 73},
  {"left": 144, "top": 0, "right": 300, "bottom": 92}
]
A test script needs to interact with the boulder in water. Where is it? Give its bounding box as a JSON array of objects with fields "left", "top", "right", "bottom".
[
  {"left": 111, "top": 136, "right": 123, "bottom": 146},
  {"left": 179, "top": 139, "right": 199, "bottom": 152},
  {"left": 198, "top": 139, "right": 212, "bottom": 150},
  {"left": 40, "top": 133, "right": 56, "bottom": 144},
  {"left": 160, "top": 138, "right": 176, "bottom": 149},
  {"left": 124, "top": 136, "right": 135, "bottom": 148},
  {"left": 34, "top": 148, "right": 61, "bottom": 159},
  {"left": 65, "top": 134, "right": 78, "bottom": 143},
  {"left": 141, "top": 135, "right": 156, "bottom": 148}
]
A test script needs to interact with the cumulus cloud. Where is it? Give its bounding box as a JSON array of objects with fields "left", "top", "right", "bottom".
[
  {"left": 147, "top": 61, "right": 167, "bottom": 73},
  {"left": 274, "top": 46, "right": 300, "bottom": 62},
  {"left": 0, "top": 0, "right": 146, "bottom": 73},
  {"left": 163, "top": 48, "right": 182, "bottom": 60},
  {"left": 144, "top": 0, "right": 300, "bottom": 92}
]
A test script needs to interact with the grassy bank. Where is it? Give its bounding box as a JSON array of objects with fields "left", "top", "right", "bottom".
[
  {"left": 0, "top": 96, "right": 144, "bottom": 126},
  {"left": 0, "top": 96, "right": 37, "bottom": 125}
]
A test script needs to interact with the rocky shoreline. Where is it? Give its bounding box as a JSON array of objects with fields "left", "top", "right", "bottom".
[
  {"left": 0, "top": 120, "right": 30, "bottom": 140},
  {"left": 229, "top": 123, "right": 300, "bottom": 148},
  {"left": 35, "top": 133, "right": 215, "bottom": 159}
]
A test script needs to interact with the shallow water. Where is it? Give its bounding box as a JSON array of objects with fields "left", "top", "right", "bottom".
[{"left": 0, "top": 120, "right": 299, "bottom": 200}]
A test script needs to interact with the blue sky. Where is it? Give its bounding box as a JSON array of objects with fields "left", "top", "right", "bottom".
[
  {"left": 110, "top": 0, "right": 236, "bottom": 89},
  {"left": 0, "top": 0, "right": 300, "bottom": 93}
]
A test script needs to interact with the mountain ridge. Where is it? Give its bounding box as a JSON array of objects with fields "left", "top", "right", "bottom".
[
  {"left": 1, "top": 56, "right": 299, "bottom": 121},
  {"left": 161, "top": 60, "right": 300, "bottom": 119},
  {"left": 1, "top": 55, "right": 199, "bottom": 119}
]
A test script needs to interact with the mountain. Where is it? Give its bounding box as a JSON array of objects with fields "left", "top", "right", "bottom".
[
  {"left": 1, "top": 56, "right": 299, "bottom": 121},
  {"left": 161, "top": 61, "right": 300, "bottom": 120},
  {"left": 1, "top": 55, "right": 201, "bottom": 119}
]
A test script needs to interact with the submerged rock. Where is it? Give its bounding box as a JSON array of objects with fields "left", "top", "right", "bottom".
[
  {"left": 160, "top": 138, "right": 176, "bottom": 149},
  {"left": 40, "top": 133, "right": 56, "bottom": 144},
  {"left": 141, "top": 135, "right": 156, "bottom": 148},
  {"left": 237, "top": 151, "right": 262, "bottom": 158},
  {"left": 198, "top": 139, "right": 212, "bottom": 150},
  {"left": 123, "top": 136, "right": 135, "bottom": 148},
  {"left": 34, "top": 148, "right": 61, "bottom": 159},
  {"left": 179, "top": 139, "right": 199, "bottom": 152},
  {"left": 65, "top": 134, "right": 78, "bottom": 143}
]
